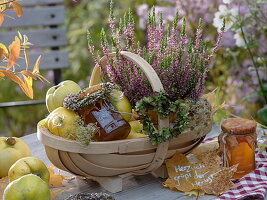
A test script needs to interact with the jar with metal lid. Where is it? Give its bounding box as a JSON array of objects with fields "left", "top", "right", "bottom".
[{"left": 218, "top": 118, "right": 257, "bottom": 179}]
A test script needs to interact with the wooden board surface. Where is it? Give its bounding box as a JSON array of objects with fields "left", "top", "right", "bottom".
[
  {"left": 0, "top": 28, "right": 68, "bottom": 48},
  {"left": 19, "top": 50, "right": 69, "bottom": 70},
  {"left": 20, "top": 0, "right": 64, "bottom": 6},
  {"left": 0, "top": 50, "right": 69, "bottom": 71},
  {"left": 1, "top": 6, "right": 65, "bottom": 28},
  {"left": 22, "top": 125, "right": 222, "bottom": 200}
]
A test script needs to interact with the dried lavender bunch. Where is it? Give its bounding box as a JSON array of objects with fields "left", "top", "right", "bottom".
[
  {"left": 65, "top": 192, "right": 115, "bottom": 200},
  {"left": 87, "top": 1, "right": 224, "bottom": 104}
]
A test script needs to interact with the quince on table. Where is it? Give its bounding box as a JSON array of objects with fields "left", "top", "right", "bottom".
[
  {"left": 46, "top": 107, "right": 82, "bottom": 139},
  {"left": 109, "top": 90, "right": 132, "bottom": 121},
  {"left": 46, "top": 80, "right": 81, "bottom": 112},
  {"left": 3, "top": 174, "right": 50, "bottom": 200},
  {"left": 127, "top": 121, "right": 147, "bottom": 139},
  {"left": 0, "top": 137, "right": 31, "bottom": 178},
  {"left": 8, "top": 157, "right": 50, "bottom": 184}
]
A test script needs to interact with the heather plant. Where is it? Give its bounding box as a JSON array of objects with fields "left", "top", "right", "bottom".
[
  {"left": 87, "top": 1, "right": 224, "bottom": 105},
  {"left": 87, "top": 1, "right": 224, "bottom": 144}
]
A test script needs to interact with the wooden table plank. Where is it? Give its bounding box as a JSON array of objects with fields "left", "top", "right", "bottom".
[{"left": 21, "top": 125, "right": 221, "bottom": 200}]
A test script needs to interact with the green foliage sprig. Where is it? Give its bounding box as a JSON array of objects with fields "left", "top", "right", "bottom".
[{"left": 135, "top": 91, "right": 190, "bottom": 144}]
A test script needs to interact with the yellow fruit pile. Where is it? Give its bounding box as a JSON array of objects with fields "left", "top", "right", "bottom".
[
  {"left": 127, "top": 121, "right": 147, "bottom": 139},
  {"left": 0, "top": 137, "right": 51, "bottom": 200},
  {"left": 40, "top": 80, "right": 148, "bottom": 144},
  {"left": 0, "top": 137, "right": 31, "bottom": 178}
]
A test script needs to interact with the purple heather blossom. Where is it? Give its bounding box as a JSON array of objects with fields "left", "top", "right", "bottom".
[{"left": 87, "top": 4, "right": 223, "bottom": 104}]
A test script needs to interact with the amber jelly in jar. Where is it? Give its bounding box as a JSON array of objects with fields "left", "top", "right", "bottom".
[{"left": 218, "top": 118, "right": 257, "bottom": 179}]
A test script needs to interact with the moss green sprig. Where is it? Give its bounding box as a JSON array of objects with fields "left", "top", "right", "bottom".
[
  {"left": 181, "top": 17, "right": 186, "bottom": 37},
  {"left": 100, "top": 28, "right": 108, "bottom": 46},
  {"left": 167, "top": 24, "right": 171, "bottom": 37},
  {"left": 159, "top": 12, "right": 163, "bottom": 27},
  {"left": 86, "top": 30, "right": 93, "bottom": 47},
  {"left": 128, "top": 8, "right": 134, "bottom": 23},
  {"left": 123, "top": 12, "right": 128, "bottom": 27},
  {"left": 173, "top": 10, "right": 179, "bottom": 29},
  {"left": 109, "top": 0, "right": 114, "bottom": 20},
  {"left": 198, "top": 18, "right": 203, "bottom": 30},
  {"left": 135, "top": 91, "right": 190, "bottom": 144}
]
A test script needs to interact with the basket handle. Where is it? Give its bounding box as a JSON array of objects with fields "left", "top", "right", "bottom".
[{"left": 89, "top": 51, "right": 170, "bottom": 174}]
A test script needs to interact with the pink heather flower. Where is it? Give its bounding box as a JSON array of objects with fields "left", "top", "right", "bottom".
[{"left": 87, "top": 5, "right": 222, "bottom": 104}]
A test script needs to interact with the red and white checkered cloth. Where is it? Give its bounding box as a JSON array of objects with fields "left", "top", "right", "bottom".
[
  {"left": 204, "top": 137, "right": 267, "bottom": 200},
  {"left": 216, "top": 149, "right": 267, "bottom": 200}
]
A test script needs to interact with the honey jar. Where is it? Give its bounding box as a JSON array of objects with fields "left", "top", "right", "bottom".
[
  {"left": 218, "top": 118, "right": 257, "bottom": 179},
  {"left": 64, "top": 83, "right": 131, "bottom": 142},
  {"left": 77, "top": 100, "right": 131, "bottom": 141}
]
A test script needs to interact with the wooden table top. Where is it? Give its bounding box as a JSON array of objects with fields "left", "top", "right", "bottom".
[{"left": 21, "top": 125, "right": 221, "bottom": 200}]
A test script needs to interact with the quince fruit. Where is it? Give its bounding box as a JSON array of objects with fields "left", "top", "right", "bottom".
[
  {"left": 3, "top": 174, "right": 50, "bottom": 200},
  {"left": 46, "top": 107, "right": 82, "bottom": 139},
  {"left": 109, "top": 90, "right": 132, "bottom": 121},
  {"left": 8, "top": 157, "right": 50, "bottom": 184},
  {"left": 0, "top": 137, "right": 31, "bottom": 178},
  {"left": 127, "top": 120, "right": 147, "bottom": 139},
  {"left": 46, "top": 80, "right": 81, "bottom": 112}
]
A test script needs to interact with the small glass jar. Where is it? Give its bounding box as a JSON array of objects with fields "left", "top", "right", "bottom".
[
  {"left": 77, "top": 100, "right": 131, "bottom": 141},
  {"left": 218, "top": 118, "right": 257, "bottom": 179}
]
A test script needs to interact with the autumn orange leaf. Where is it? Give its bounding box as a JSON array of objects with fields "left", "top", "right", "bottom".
[
  {"left": 48, "top": 166, "right": 68, "bottom": 188},
  {"left": 32, "top": 55, "right": 50, "bottom": 83},
  {"left": 0, "top": 12, "right": 45, "bottom": 99},
  {"left": 0, "top": 43, "right": 8, "bottom": 56},
  {"left": 0, "top": 69, "right": 24, "bottom": 85},
  {"left": 19, "top": 82, "right": 33, "bottom": 99},
  {"left": 18, "top": 31, "right": 23, "bottom": 40},
  {"left": 0, "top": 12, "right": 4, "bottom": 25},
  {"left": 212, "top": 102, "right": 228, "bottom": 115},
  {"left": 0, "top": 48, "right": 3, "bottom": 60},
  {"left": 23, "top": 75, "right": 33, "bottom": 99},
  {"left": 51, "top": 189, "right": 67, "bottom": 200},
  {"left": 0, "top": 43, "right": 8, "bottom": 60},
  {"left": 8, "top": 39, "right": 21, "bottom": 69},
  {"left": 33, "top": 55, "right": 42, "bottom": 73},
  {"left": 202, "top": 90, "right": 217, "bottom": 107},
  {"left": 11, "top": 2, "right": 23, "bottom": 17},
  {"left": 20, "top": 70, "right": 38, "bottom": 79},
  {"left": 163, "top": 142, "right": 237, "bottom": 196},
  {"left": 0, "top": 69, "right": 34, "bottom": 98},
  {"left": 202, "top": 90, "right": 228, "bottom": 114}
]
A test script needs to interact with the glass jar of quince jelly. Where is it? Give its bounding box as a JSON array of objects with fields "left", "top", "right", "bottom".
[
  {"left": 76, "top": 100, "right": 131, "bottom": 141},
  {"left": 218, "top": 118, "right": 257, "bottom": 179}
]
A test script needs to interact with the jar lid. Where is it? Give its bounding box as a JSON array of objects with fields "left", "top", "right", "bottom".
[{"left": 221, "top": 118, "right": 257, "bottom": 135}]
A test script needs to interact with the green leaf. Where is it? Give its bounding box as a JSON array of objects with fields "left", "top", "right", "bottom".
[{"left": 257, "top": 106, "right": 267, "bottom": 126}]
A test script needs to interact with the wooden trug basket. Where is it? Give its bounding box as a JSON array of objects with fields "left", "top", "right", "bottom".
[{"left": 37, "top": 51, "right": 212, "bottom": 193}]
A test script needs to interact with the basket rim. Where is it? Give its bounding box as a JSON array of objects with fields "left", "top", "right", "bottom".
[{"left": 37, "top": 119, "right": 212, "bottom": 154}]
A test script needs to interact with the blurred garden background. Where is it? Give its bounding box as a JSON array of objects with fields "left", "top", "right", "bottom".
[{"left": 0, "top": 0, "right": 266, "bottom": 137}]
